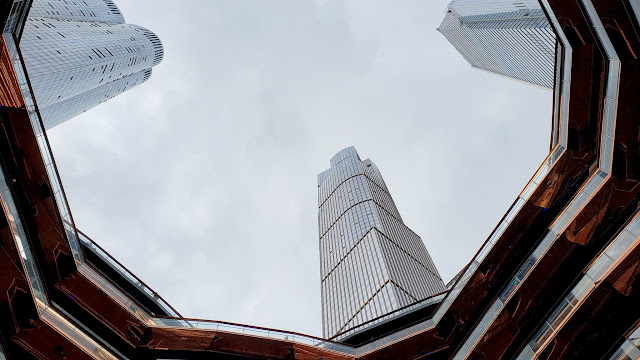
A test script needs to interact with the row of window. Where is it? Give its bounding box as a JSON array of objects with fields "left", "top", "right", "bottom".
[
  {"left": 377, "top": 228, "right": 445, "bottom": 301},
  {"left": 319, "top": 149, "right": 445, "bottom": 337},
  {"left": 319, "top": 175, "right": 371, "bottom": 235},
  {"left": 39, "top": 68, "right": 149, "bottom": 129},
  {"left": 318, "top": 154, "right": 363, "bottom": 205},
  {"left": 320, "top": 200, "right": 380, "bottom": 278},
  {"left": 439, "top": 8, "right": 556, "bottom": 88},
  {"left": 318, "top": 174, "right": 404, "bottom": 263},
  {"left": 322, "top": 232, "right": 395, "bottom": 337},
  {"left": 29, "top": 0, "right": 125, "bottom": 24},
  {"left": 22, "top": 19, "right": 157, "bottom": 107}
]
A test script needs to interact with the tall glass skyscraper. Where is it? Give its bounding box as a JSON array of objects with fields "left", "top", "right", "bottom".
[
  {"left": 318, "top": 147, "right": 444, "bottom": 339},
  {"left": 438, "top": 0, "right": 556, "bottom": 88},
  {"left": 19, "top": 0, "right": 163, "bottom": 129}
]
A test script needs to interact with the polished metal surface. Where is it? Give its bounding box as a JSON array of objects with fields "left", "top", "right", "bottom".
[
  {"left": 517, "top": 211, "right": 640, "bottom": 359},
  {"left": 452, "top": 0, "right": 621, "bottom": 357},
  {"left": 609, "top": 324, "right": 640, "bottom": 360}
]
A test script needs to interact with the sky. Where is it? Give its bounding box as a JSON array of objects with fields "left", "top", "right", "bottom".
[{"left": 45, "top": 0, "right": 552, "bottom": 337}]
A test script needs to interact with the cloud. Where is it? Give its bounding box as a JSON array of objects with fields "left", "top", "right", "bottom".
[{"left": 46, "top": 0, "right": 551, "bottom": 336}]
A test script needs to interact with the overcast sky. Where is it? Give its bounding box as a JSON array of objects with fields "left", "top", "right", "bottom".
[{"left": 45, "top": 0, "right": 552, "bottom": 337}]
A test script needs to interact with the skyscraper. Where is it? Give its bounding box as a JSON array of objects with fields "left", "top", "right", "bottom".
[
  {"left": 438, "top": 0, "right": 556, "bottom": 88},
  {"left": 318, "top": 147, "right": 445, "bottom": 339},
  {"left": 19, "top": 0, "right": 163, "bottom": 129}
]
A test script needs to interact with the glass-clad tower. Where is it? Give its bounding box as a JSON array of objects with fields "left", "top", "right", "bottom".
[
  {"left": 318, "top": 147, "right": 444, "bottom": 339},
  {"left": 438, "top": 0, "right": 556, "bottom": 88},
  {"left": 19, "top": 0, "right": 163, "bottom": 129}
]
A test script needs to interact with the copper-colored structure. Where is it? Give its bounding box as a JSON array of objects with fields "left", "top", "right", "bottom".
[{"left": 1, "top": 0, "right": 639, "bottom": 359}]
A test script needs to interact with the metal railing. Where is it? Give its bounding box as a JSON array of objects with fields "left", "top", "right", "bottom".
[
  {"left": 3, "top": 0, "right": 28, "bottom": 39},
  {"left": 5, "top": 0, "right": 180, "bottom": 332},
  {"left": 0, "top": 103, "right": 120, "bottom": 360},
  {"left": 152, "top": 316, "right": 358, "bottom": 355},
  {"left": 516, "top": 211, "right": 640, "bottom": 359},
  {"left": 2, "top": 2, "right": 122, "bottom": 358},
  {"left": 331, "top": 292, "right": 446, "bottom": 342},
  {"left": 75, "top": 226, "right": 180, "bottom": 317},
  {"left": 431, "top": 0, "right": 572, "bottom": 329},
  {"left": 451, "top": 0, "right": 620, "bottom": 357},
  {"left": 609, "top": 324, "right": 640, "bottom": 360}
]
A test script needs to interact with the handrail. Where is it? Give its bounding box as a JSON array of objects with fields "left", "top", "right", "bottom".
[
  {"left": 0, "top": 106, "right": 120, "bottom": 359},
  {"left": 430, "top": 0, "right": 572, "bottom": 327},
  {"left": 5, "top": 0, "right": 183, "bottom": 332},
  {"left": 154, "top": 315, "right": 342, "bottom": 344},
  {"left": 2, "top": 2, "right": 124, "bottom": 358},
  {"left": 151, "top": 316, "right": 358, "bottom": 355},
  {"left": 451, "top": 0, "right": 619, "bottom": 357},
  {"left": 516, "top": 210, "right": 640, "bottom": 358},
  {"left": 330, "top": 292, "right": 446, "bottom": 341},
  {"left": 75, "top": 227, "right": 180, "bottom": 317},
  {"left": 147, "top": 293, "right": 447, "bottom": 356},
  {"left": 608, "top": 322, "right": 640, "bottom": 360},
  {"left": 2, "top": 0, "right": 29, "bottom": 39}
]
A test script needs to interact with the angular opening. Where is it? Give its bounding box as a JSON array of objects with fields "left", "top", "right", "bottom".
[
  {"left": 612, "top": 140, "right": 627, "bottom": 178},
  {"left": 604, "top": 21, "right": 636, "bottom": 62},
  {"left": 539, "top": 338, "right": 557, "bottom": 360},
  {"left": 505, "top": 293, "right": 521, "bottom": 316},
  {"left": 7, "top": 279, "right": 38, "bottom": 333},
  {"left": 39, "top": 177, "right": 52, "bottom": 200},
  {"left": 563, "top": 24, "right": 586, "bottom": 48},
  {"left": 53, "top": 244, "right": 75, "bottom": 280}
]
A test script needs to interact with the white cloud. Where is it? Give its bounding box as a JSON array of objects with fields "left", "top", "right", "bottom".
[{"left": 46, "top": 0, "right": 551, "bottom": 337}]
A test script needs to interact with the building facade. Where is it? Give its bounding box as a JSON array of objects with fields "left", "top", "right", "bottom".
[
  {"left": 318, "top": 147, "right": 445, "bottom": 338},
  {"left": 438, "top": 0, "right": 556, "bottom": 88},
  {"left": 19, "top": 0, "right": 163, "bottom": 129}
]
